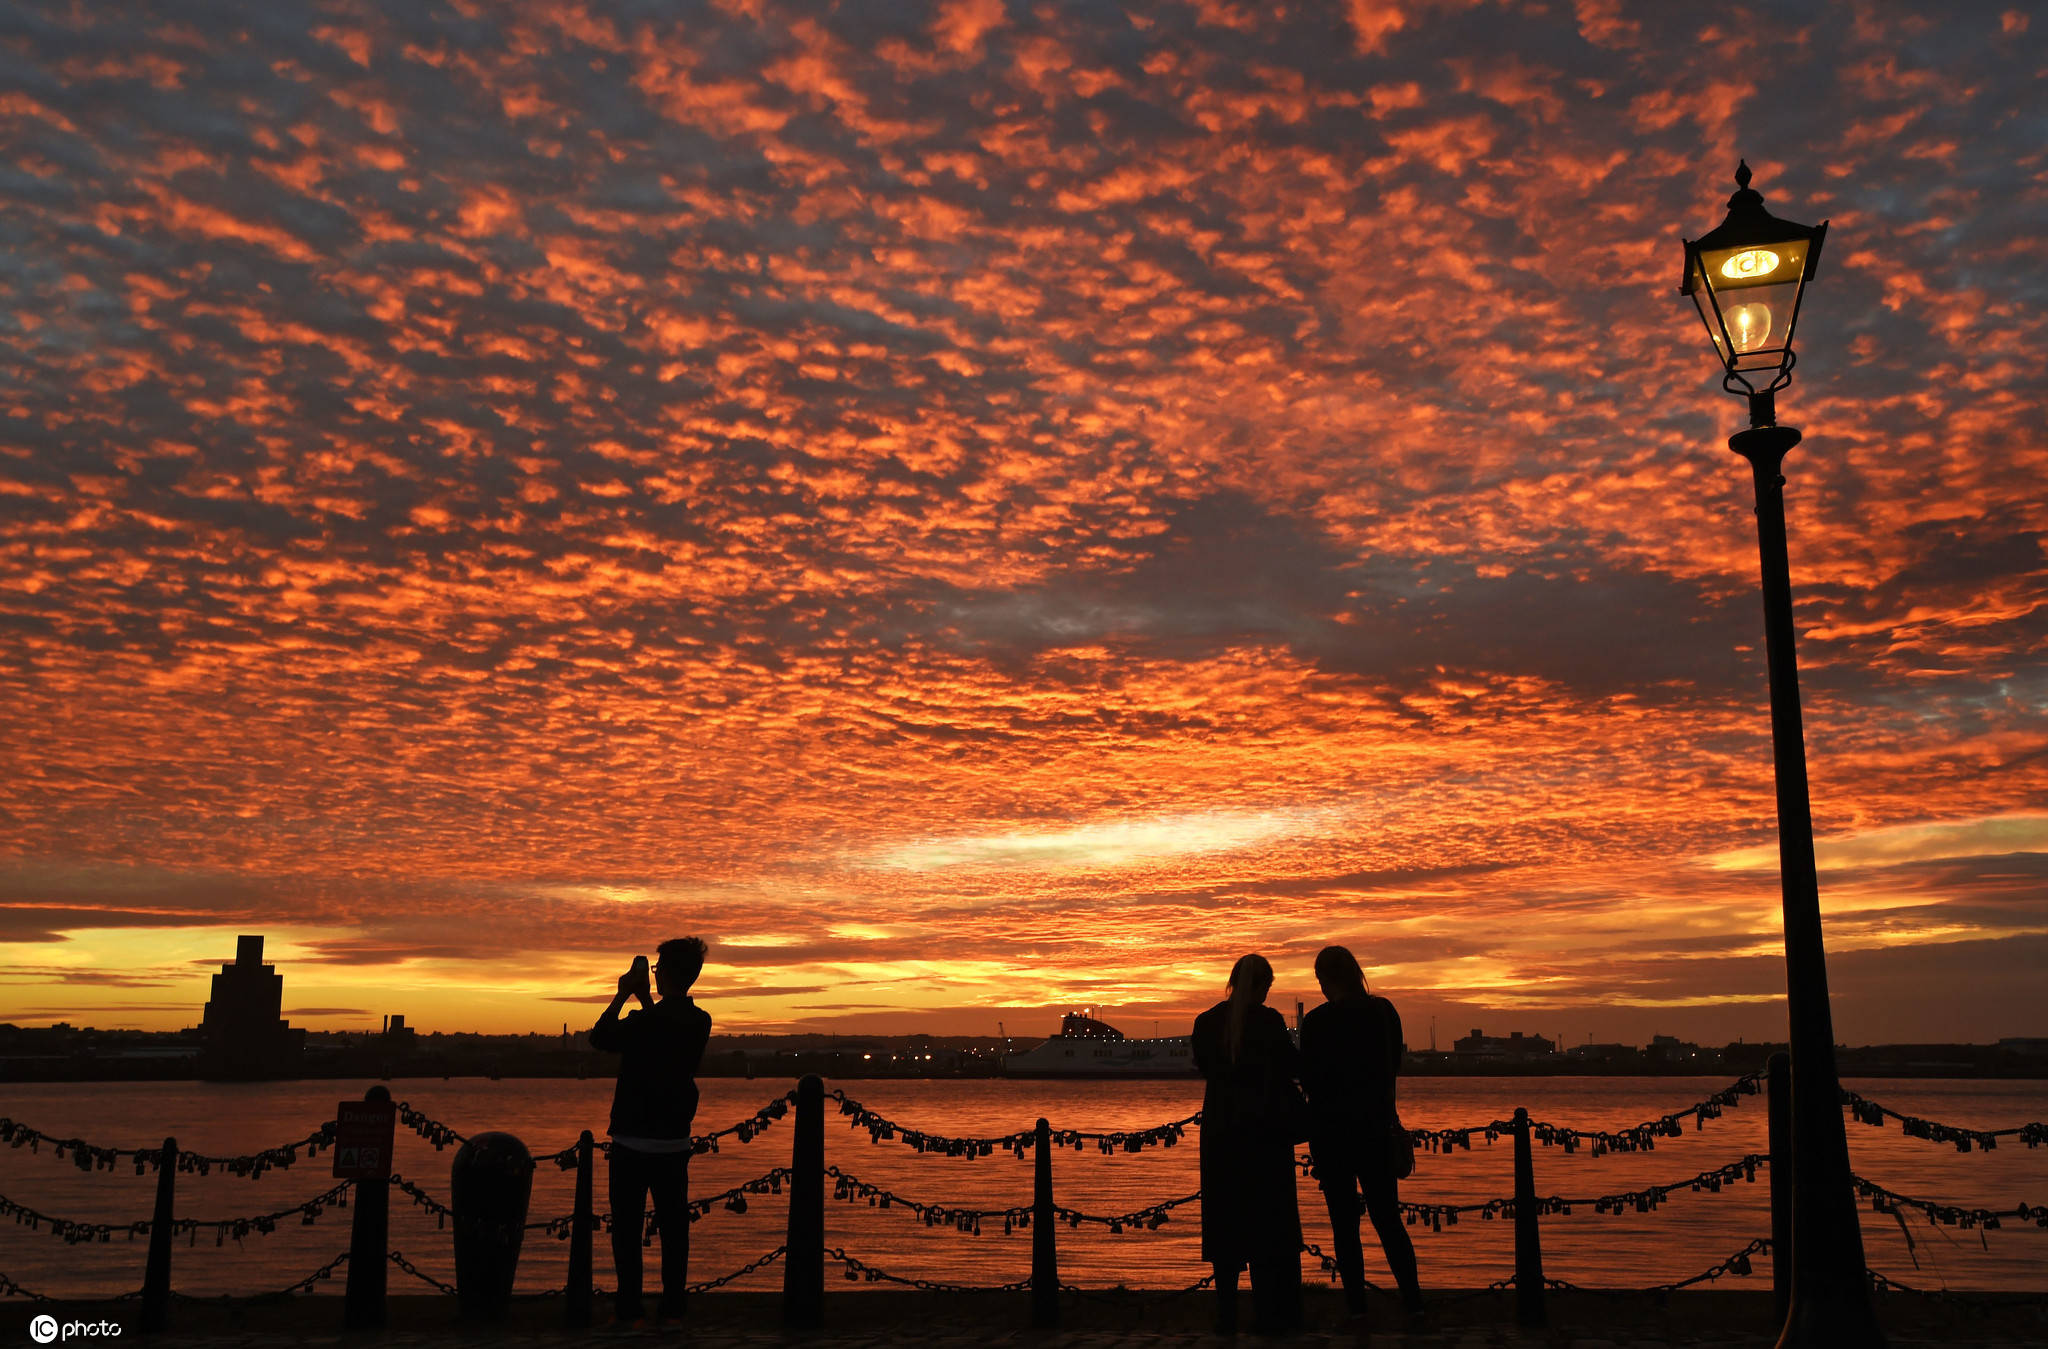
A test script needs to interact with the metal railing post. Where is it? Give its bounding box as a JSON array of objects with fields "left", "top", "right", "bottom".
[
  {"left": 782, "top": 1075, "right": 824, "bottom": 1328},
  {"left": 344, "top": 1085, "right": 391, "bottom": 1330},
  {"left": 140, "top": 1137, "right": 175, "bottom": 1332},
  {"left": 1031, "top": 1117, "right": 1057, "bottom": 1328},
  {"left": 1512, "top": 1107, "right": 1545, "bottom": 1329},
  {"left": 566, "top": 1129, "right": 594, "bottom": 1329},
  {"left": 1768, "top": 1051, "right": 1793, "bottom": 1326}
]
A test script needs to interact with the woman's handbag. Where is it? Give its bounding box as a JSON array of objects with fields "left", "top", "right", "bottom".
[
  {"left": 1387, "top": 1114, "right": 1416, "bottom": 1180},
  {"left": 1241, "top": 1073, "right": 1314, "bottom": 1143}
]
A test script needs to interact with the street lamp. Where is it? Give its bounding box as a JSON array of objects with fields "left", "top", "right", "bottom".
[
  {"left": 1680, "top": 163, "right": 1882, "bottom": 1348},
  {"left": 1682, "top": 160, "right": 1827, "bottom": 418}
]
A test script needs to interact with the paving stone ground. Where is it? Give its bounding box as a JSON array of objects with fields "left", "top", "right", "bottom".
[{"left": 5, "top": 1290, "right": 2044, "bottom": 1347}]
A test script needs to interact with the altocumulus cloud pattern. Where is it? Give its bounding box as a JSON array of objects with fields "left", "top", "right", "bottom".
[{"left": 0, "top": 0, "right": 2044, "bottom": 1040}]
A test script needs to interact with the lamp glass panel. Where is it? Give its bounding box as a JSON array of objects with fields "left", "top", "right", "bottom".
[{"left": 1690, "top": 283, "right": 1731, "bottom": 366}]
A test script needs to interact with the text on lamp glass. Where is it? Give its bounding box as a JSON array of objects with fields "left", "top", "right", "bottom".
[{"left": 1719, "top": 248, "right": 1782, "bottom": 281}]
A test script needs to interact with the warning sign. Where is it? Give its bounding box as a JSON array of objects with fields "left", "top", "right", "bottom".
[{"left": 333, "top": 1097, "right": 397, "bottom": 1179}]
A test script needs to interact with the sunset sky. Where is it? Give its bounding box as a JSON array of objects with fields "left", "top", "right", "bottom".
[{"left": 2, "top": 1, "right": 2044, "bottom": 1046}]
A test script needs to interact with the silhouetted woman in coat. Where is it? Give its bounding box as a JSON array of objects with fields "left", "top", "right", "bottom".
[
  {"left": 1191, "top": 953, "right": 1303, "bottom": 1334},
  {"left": 1299, "top": 944, "right": 1425, "bottom": 1328}
]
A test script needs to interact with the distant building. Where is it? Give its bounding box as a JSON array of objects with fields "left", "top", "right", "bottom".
[
  {"left": 198, "top": 935, "right": 305, "bottom": 1079},
  {"left": 1454, "top": 1028, "right": 1555, "bottom": 1058},
  {"left": 382, "top": 1014, "right": 417, "bottom": 1045},
  {"left": 1646, "top": 1034, "right": 1703, "bottom": 1063}
]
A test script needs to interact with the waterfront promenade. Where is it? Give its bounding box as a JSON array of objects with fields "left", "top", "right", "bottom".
[
  {"left": 5, "top": 1289, "right": 2046, "bottom": 1347},
  {"left": 4, "top": 1069, "right": 2041, "bottom": 1345}
]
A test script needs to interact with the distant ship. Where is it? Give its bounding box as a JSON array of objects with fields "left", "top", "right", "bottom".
[{"left": 1001, "top": 1011, "right": 1196, "bottom": 1077}]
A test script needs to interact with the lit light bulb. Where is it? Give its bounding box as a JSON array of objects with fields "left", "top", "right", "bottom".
[{"left": 1726, "top": 302, "right": 1772, "bottom": 354}]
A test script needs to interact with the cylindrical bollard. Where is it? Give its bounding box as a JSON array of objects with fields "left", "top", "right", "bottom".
[
  {"left": 1512, "top": 1107, "right": 1545, "bottom": 1329},
  {"left": 1032, "top": 1117, "right": 1058, "bottom": 1328},
  {"left": 566, "top": 1130, "right": 594, "bottom": 1329},
  {"left": 1767, "top": 1051, "right": 1793, "bottom": 1327},
  {"left": 344, "top": 1086, "right": 393, "bottom": 1330},
  {"left": 140, "top": 1137, "right": 175, "bottom": 1333},
  {"left": 451, "top": 1131, "right": 534, "bottom": 1323},
  {"left": 782, "top": 1075, "right": 824, "bottom": 1329}
]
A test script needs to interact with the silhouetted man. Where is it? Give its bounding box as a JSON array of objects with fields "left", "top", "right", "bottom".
[{"left": 590, "top": 937, "right": 711, "bottom": 1327}]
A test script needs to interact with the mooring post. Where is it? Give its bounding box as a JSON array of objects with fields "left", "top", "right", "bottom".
[
  {"left": 566, "top": 1129, "right": 594, "bottom": 1329},
  {"left": 783, "top": 1074, "right": 824, "bottom": 1329},
  {"left": 1032, "top": 1117, "right": 1058, "bottom": 1328},
  {"left": 451, "top": 1132, "right": 535, "bottom": 1324},
  {"left": 139, "top": 1136, "right": 175, "bottom": 1333},
  {"left": 344, "top": 1085, "right": 392, "bottom": 1330},
  {"left": 1512, "top": 1107, "right": 1546, "bottom": 1328},
  {"left": 1768, "top": 1051, "right": 1793, "bottom": 1326}
]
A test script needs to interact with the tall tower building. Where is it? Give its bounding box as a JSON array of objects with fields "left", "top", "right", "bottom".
[{"left": 198, "top": 935, "right": 305, "bottom": 1079}]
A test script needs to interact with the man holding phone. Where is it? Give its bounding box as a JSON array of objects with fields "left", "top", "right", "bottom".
[{"left": 589, "top": 936, "right": 712, "bottom": 1327}]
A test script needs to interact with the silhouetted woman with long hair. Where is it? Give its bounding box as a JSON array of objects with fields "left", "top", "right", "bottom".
[
  {"left": 1299, "top": 944, "right": 1425, "bottom": 1329},
  {"left": 1191, "top": 953, "right": 1303, "bottom": 1334}
]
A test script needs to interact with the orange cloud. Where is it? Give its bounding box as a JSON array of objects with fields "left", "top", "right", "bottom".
[{"left": 0, "top": 0, "right": 2042, "bottom": 1044}]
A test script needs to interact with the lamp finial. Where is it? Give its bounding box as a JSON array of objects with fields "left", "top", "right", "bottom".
[{"left": 1735, "top": 159, "right": 1752, "bottom": 189}]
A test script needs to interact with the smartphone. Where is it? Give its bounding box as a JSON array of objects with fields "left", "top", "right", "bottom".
[{"left": 632, "top": 954, "right": 650, "bottom": 990}]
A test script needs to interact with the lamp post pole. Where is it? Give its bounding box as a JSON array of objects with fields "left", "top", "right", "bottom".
[
  {"left": 1678, "top": 165, "right": 1881, "bottom": 1345},
  {"left": 1730, "top": 390, "right": 1882, "bottom": 1348}
]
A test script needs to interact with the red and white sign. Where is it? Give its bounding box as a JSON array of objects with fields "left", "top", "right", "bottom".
[{"left": 332, "top": 1098, "right": 397, "bottom": 1179}]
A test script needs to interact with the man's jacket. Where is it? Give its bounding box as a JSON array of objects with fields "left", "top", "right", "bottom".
[{"left": 590, "top": 995, "right": 712, "bottom": 1141}]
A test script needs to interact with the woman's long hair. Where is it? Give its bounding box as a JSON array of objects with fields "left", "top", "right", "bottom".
[
  {"left": 1314, "top": 944, "right": 1368, "bottom": 1000},
  {"left": 1224, "top": 953, "right": 1275, "bottom": 1062}
]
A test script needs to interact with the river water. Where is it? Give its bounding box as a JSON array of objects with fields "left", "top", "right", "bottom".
[{"left": 2, "top": 1076, "right": 2042, "bottom": 1298}]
